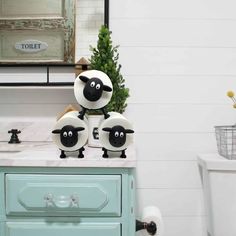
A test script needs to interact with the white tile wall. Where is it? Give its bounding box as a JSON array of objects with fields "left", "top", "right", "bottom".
[
  {"left": 75, "top": 0, "right": 104, "bottom": 61},
  {"left": 0, "top": 0, "right": 236, "bottom": 236}
]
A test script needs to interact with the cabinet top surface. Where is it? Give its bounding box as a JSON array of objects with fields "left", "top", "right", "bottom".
[
  {"left": 198, "top": 153, "right": 236, "bottom": 171},
  {"left": 0, "top": 142, "right": 136, "bottom": 168}
]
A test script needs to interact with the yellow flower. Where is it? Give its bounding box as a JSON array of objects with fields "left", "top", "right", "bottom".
[{"left": 227, "top": 91, "right": 235, "bottom": 97}]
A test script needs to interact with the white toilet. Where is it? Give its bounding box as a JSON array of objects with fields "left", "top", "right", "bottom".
[{"left": 198, "top": 154, "right": 236, "bottom": 236}]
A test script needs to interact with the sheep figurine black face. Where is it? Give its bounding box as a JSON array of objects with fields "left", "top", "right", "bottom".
[
  {"left": 51, "top": 111, "right": 89, "bottom": 159},
  {"left": 52, "top": 125, "right": 85, "bottom": 148},
  {"left": 81, "top": 76, "right": 112, "bottom": 102},
  {"left": 103, "top": 125, "right": 134, "bottom": 148},
  {"left": 74, "top": 70, "right": 113, "bottom": 120},
  {"left": 99, "top": 112, "right": 134, "bottom": 158},
  {"left": 52, "top": 125, "right": 85, "bottom": 158}
]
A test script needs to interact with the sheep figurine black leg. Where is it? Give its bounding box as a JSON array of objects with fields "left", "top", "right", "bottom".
[
  {"left": 78, "top": 106, "right": 87, "bottom": 120},
  {"left": 60, "top": 150, "right": 66, "bottom": 159},
  {"left": 59, "top": 147, "right": 85, "bottom": 159},
  {"left": 78, "top": 106, "right": 109, "bottom": 120},
  {"left": 102, "top": 147, "right": 109, "bottom": 158},
  {"left": 120, "top": 150, "right": 127, "bottom": 158},
  {"left": 101, "top": 107, "right": 110, "bottom": 119},
  {"left": 78, "top": 147, "right": 85, "bottom": 158},
  {"left": 102, "top": 147, "right": 127, "bottom": 159}
]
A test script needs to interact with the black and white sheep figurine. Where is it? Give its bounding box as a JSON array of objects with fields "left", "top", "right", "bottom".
[
  {"left": 102, "top": 125, "right": 134, "bottom": 158},
  {"left": 51, "top": 111, "right": 88, "bottom": 159},
  {"left": 99, "top": 112, "right": 134, "bottom": 158},
  {"left": 74, "top": 70, "right": 113, "bottom": 120}
]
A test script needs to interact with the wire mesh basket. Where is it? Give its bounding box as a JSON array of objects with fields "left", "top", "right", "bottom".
[{"left": 215, "top": 125, "right": 236, "bottom": 159}]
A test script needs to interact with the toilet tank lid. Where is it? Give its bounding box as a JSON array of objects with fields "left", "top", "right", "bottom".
[{"left": 197, "top": 154, "right": 236, "bottom": 171}]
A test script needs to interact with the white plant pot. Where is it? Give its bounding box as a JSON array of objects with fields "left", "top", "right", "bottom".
[{"left": 87, "top": 114, "right": 104, "bottom": 147}]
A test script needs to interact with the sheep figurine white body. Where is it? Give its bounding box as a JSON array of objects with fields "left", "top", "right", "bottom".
[
  {"left": 52, "top": 111, "right": 88, "bottom": 158},
  {"left": 74, "top": 70, "right": 113, "bottom": 119},
  {"left": 99, "top": 112, "right": 134, "bottom": 158}
]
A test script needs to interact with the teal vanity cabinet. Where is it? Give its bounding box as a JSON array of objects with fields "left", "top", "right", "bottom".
[{"left": 0, "top": 147, "right": 136, "bottom": 236}]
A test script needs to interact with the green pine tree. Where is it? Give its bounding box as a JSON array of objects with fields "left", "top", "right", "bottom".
[{"left": 89, "top": 25, "right": 129, "bottom": 114}]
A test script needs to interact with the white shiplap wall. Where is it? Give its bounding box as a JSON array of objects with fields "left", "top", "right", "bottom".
[
  {"left": 110, "top": 0, "right": 236, "bottom": 236},
  {"left": 0, "top": 1, "right": 236, "bottom": 236}
]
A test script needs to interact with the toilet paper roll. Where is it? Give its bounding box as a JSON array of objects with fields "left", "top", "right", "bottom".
[
  {"left": 141, "top": 206, "right": 164, "bottom": 236},
  {"left": 52, "top": 111, "right": 88, "bottom": 151},
  {"left": 99, "top": 112, "right": 134, "bottom": 151},
  {"left": 74, "top": 70, "right": 113, "bottom": 109}
]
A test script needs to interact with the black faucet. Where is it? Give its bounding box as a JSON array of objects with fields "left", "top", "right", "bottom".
[{"left": 8, "top": 129, "right": 21, "bottom": 144}]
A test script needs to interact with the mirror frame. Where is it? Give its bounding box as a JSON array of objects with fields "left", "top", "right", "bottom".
[
  {"left": 0, "top": 0, "right": 109, "bottom": 67},
  {"left": 0, "top": 0, "right": 110, "bottom": 86}
]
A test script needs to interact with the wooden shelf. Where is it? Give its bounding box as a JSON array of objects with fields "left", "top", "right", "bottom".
[{"left": 0, "top": 85, "right": 73, "bottom": 89}]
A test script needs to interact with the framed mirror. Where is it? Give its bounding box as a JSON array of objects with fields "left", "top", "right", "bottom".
[{"left": 0, "top": 0, "right": 109, "bottom": 64}]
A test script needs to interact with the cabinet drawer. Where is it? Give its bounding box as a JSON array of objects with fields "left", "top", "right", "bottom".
[
  {"left": 5, "top": 174, "right": 121, "bottom": 217},
  {"left": 5, "top": 222, "right": 121, "bottom": 236}
]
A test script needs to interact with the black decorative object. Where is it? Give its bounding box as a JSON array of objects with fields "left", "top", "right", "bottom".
[
  {"left": 52, "top": 125, "right": 86, "bottom": 159},
  {"left": 52, "top": 125, "right": 85, "bottom": 148},
  {"left": 103, "top": 125, "right": 134, "bottom": 147},
  {"left": 99, "top": 112, "right": 135, "bottom": 158},
  {"left": 80, "top": 76, "right": 112, "bottom": 102},
  {"left": 51, "top": 111, "right": 88, "bottom": 159},
  {"left": 8, "top": 129, "right": 21, "bottom": 144},
  {"left": 136, "top": 219, "right": 157, "bottom": 236},
  {"left": 102, "top": 125, "right": 134, "bottom": 158},
  {"left": 74, "top": 70, "right": 113, "bottom": 120}
]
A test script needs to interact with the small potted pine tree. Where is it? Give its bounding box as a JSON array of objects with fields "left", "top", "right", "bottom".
[{"left": 87, "top": 25, "right": 129, "bottom": 147}]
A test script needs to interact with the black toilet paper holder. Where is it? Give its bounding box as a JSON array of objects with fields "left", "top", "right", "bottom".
[{"left": 136, "top": 219, "right": 157, "bottom": 235}]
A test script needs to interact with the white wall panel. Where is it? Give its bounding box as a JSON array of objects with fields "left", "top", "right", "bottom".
[
  {"left": 136, "top": 161, "right": 201, "bottom": 189},
  {"left": 118, "top": 47, "right": 236, "bottom": 76},
  {"left": 111, "top": 19, "right": 236, "bottom": 47},
  {"left": 160, "top": 216, "right": 207, "bottom": 236},
  {"left": 136, "top": 189, "right": 204, "bottom": 216},
  {"left": 135, "top": 133, "right": 217, "bottom": 161},
  {"left": 126, "top": 75, "right": 234, "bottom": 104},
  {"left": 125, "top": 104, "right": 236, "bottom": 133},
  {"left": 110, "top": 0, "right": 236, "bottom": 20}
]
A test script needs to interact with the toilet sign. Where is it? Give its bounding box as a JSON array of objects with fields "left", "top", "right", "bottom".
[{"left": 15, "top": 39, "right": 48, "bottom": 53}]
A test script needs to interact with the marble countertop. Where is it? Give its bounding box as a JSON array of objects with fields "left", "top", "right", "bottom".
[{"left": 0, "top": 142, "right": 136, "bottom": 168}]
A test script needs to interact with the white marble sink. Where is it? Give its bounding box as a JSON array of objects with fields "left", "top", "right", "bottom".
[
  {"left": 0, "top": 142, "right": 54, "bottom": 153},
  {"left": 0, "top": 141, "right": 136, "bottom": 168},
  {"left": 0, "top": 150, "right": 22, "bottom": 153}
]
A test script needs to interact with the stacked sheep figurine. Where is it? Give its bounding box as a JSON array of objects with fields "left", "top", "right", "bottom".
[{"left": 52, "top": 70, "right": 134, "bottom": 159}]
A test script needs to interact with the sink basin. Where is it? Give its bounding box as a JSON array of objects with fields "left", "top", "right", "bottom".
[
  {"left": 0, "top": 143, "right": 32, "bottom": 152},
  {"left": 0, "top": 151, "right": 22, "bottom": 154},
  {"left": 0, "top": 142, "right": 54, "bottom": 153}
]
